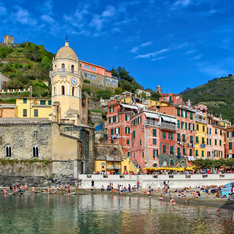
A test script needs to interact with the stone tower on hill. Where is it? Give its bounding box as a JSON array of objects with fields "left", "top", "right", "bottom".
[{"left": 155, "top": 84, "right": 162, "bottom": 94}]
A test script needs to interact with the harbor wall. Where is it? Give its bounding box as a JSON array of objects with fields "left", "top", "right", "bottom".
[{"left": 79, "top": 174, "right": 234, "bottom": 189}]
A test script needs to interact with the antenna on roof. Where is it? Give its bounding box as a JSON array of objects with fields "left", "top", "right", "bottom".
[{"left": 65, "top": 35, "right": 68, "bottom": 42}]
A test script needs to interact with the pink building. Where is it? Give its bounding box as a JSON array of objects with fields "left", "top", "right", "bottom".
[
  {"left": 130, "top": 111, "right": 160, "bottom": 169},
  {"left": 107, "top": 100, "right": 138, "bottom": 157},
  {"left": 160, "top": 93, "right": 185, "bottom": 105}
]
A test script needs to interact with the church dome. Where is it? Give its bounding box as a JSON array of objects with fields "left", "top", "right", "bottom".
[{"left": 55, "top": 41, "right": 78, "bottom": 61}]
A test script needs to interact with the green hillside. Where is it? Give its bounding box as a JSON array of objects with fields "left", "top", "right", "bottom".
[
  {"left": 181, "top": 75, "right": 234, "bottom": 124},
  {"left": 0, "top": 42, "right": 54, "bottom": 97}
]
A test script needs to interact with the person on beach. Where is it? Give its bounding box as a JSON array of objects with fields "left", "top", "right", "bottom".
[
  {"left": 3, "top": 188, "right": 8, "bottom": 195},
  {"left": 170, "top": 194, "right": 173, "bottom": 205},
  {"left": 91, "top": 180, "right": 94, "bottom": 189},
  {"left": 160, "top": 195, "right": 163, "bottom": 203},
  {"left": 128, "top": 184, "right": 131, "bottom": 192},
  {"left": 148, "top": 186, "right": 152, "bottom": 197},
  {"left": 101, "top": 185, "right": 104, "bottom": 191},
  {"left": 137, "top": 180, "right": 140, "bottom": 189},
  {"left": 32, "top": 186, "right": 35, "bottom": 193},
  {"left": 119, "top": 186, "right": 123, "bottom": 195}
]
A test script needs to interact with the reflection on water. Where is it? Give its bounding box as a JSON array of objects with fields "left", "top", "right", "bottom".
[{"left": 0, "top": 194, "right": 234, "bottom": 234}]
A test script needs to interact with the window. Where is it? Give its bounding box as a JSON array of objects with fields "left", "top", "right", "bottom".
[
  {"left": 196, "top": 150, "right": 198, "bottom": 156},
  {"left": 190, "top": 135, "right": 193, "bottom": 143},
  {"left": 190, "top": 112, "right": 193, "bottom": 120},
  {"left": 40, "top": 100, "right": 46, "bottom": 105},
  {"left": 91, "top": 66, "right": 96, "bottom": 71},
  {"left": 127, "top": 139, "right": 129, "bottom": 145},
  {"left": 181, "top": 122, "right": 184, "bottom": 129},
  {"left": 106, "top": 79, "right": 110, "bottom": 84},
  {"left": 202, "top": 137, "right": 205, "bottom": 144},
  {"left": 142, "top": 152, "right": 144, "bottom": 158},
  {"left": 125, "top": 114, "right": 130, "bottom": 121},
  {"left": 182, "top": 134, "right": 186, "bottom": 142},
  {"left": 134, "top": 153, "right": 135, "bottom": 158},
  {"left": 177, "top": 133, "right": 180, "bottom": 141},
  {"left": 210, "top": 139, "right": 211, "bottom": 145},
  {"left": 177, "top": 120, "right": 180, "bottom": 129},
  {"left": 170, "top": 146, "right": 174, "bottom": 154},
  {"left": 113, "top": 116, "right": 116, "bottom": 122},
  {"left": 84, "top": 64, "right": 89, "bottom": 69},
  {"left": 33, "top": 146, "right": 39, "bottom": 157},
  {"left": 140, "top": 140, "right": 141, "bottom": 145},
  {"left": 91, "top": 75, "right": 96, "bottom": 80},
  {"left": 112, "top": 106, "right": 114, "bottom": 112},
  {"left": 23, "top": 109, "right": 27, "bottom": 117},
  {"left": 185, "top": 123, "right": 187, "bottom": 130},
  {"left": 220, "top": 140, "right": 222, "bottom": 146},
  {"left": 84, "top": 73, "right": 90, "bottom": 78},
  {"left": 115, "top": 127, "right": 120, "bottom": 134},
  {"left": 153, "top": 129, "right": 157, "bottom": 137},
  {"left": 53, "top": 87, "right": 56, "bottom": 96},
  {"left": 109, "top": 107, "right": 111, "bottom": 113},
  {"left": 189, "top": 149, "right": 192, "bottom": 156},
  {"left": 229, "top": 142, "right": 232, "bottom": 150},
  {"left": 163, "top": 145, "right": 166, "bottom": 154},
  {"left": 177, "top": 147, "right": 181, "bottom": 155},
  {"left": 183, "top": 148, "right": 186, "bottom": 155},
  {"left": 215, "top": 139, "right": 217, "bottom": 145},
  {"left": 109, "top": 117, "right": 111, "bottom": 123},
  {"left": 5, "top": 146, "right": 11, "bottom": 157},
  {"left": 48, "top": 100, "right": 51, "bottom": 105},
  {"left": 196, "top": 124, "right": 199, "bottom": 131},
  {"left": 61, "top": 86, "right": 65, "bottom": 95},
  {"left": 220, "top": 130, "right": 222, "bottom": 136},
  {"left": 72, "top": 87, "right": 75, "bottom": 96},
  {"left": 34, "top": 109, "right": 38, "bottom": 117},
  {"left": 196, "top": 136, "right": 199, "bottom": 143},
  {"left": 23, "top": 98, "right": 27, "bottom": 104},
  {"left": 203, "top": 126, "right": 205, "bottom": 132},
  {"left": 132, "top": 130, "right": 135, "bottom": 139},
  {"left": 207, "top": 138, "right": 209, "bottom": 145},
  {"left": 61, "top": 63, "right": 65, "bottom": 70},
  {"left": 153, "top": 149, "right": 158, "bottom": 158},
  {"left": 215, "top": 129, "right": 217, "bottom": 134},
  {"left": 202, "top": 151, "right": 204, "bottom": 157},
  {"left": 177, "top": 109, "right": 180, "bottom": 116},
  {"left": 111, "top": 129, "right": 113, "bottom": 135},
  {"left": 153, "top": 139, "right": 156, "bottom": 145},
  {"left": 163, "top": 131, "right": 166, "bottom": 139},
  {"left": 71, "top": 65, "right": 74, "bottom": 73},
  {"left": 112, "top": 81, "right": 116, "bottom": 85},
  {"left": 169, "top": 132, "right": 173, "bottom": 140},
  {"left": 125, "top": 127, "right": 130, "bottom": 134}
]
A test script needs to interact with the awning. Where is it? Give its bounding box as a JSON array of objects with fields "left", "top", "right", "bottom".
[
  {"left": 121, "top": 104, "right": 138, "bottom": 110},
  {"left": 161, "top": 117, "right": 177, "bottom": 123},
  {"left": 144, "top": 112, "right": 159, "bottom": 119}
]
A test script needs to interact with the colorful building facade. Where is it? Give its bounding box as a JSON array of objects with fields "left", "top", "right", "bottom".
[{"left": 226, "top": 126, "right": 234, "bottom": 159}]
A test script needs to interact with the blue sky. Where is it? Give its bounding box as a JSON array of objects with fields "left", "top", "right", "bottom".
[{"left": 1, "top": 0, "right": 234, "bottom": 93}]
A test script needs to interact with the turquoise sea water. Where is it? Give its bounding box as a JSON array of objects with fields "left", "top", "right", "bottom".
[{"left": 0, "top": 194, "right": 233, "bottom": 234}]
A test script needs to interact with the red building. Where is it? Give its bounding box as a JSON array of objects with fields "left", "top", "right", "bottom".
[
  {"left": 226, "top": 126, "right": 234, "bottom": 158},
  {"left": 158, "top": 105, "right": 195, "bottom": 166},
  {"left": 107, "top": 100, "right": 138, "bottom": 157},
  {"left": 160, "top": 93, "right": 185, "bottom": 105}
]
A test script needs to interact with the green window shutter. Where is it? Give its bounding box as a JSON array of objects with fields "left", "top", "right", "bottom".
[
  {"left": 118, "top": 127, "right": 120, "bottom": 134},
  {"left": 127, "top": 139, "right": 129, "bottom": 145},
  {"left": 190, "top": 112, "right": 193, "bottom": 120},
  {"left": 125, "top": 127, "right": 127, "bottom": 134},
  {"left": 111, "top": 129, "right": 113, "bottom": 135},
  {"left": 177, "top": 147, "right": 180, "bottom": 155},
  {"left": 133, "top": 130, "right": 135, "bottom": 138},
  {"left": 181, "top": 109, "right": 183, "bottom": 117},
  {"left": 185, "top": 123, "right": 187, "bottom": 130},
  {"left": 185, "top": 111, "right": 187, "bottom": 118},
  {"left": 181, "top": 122, "right": 184, "bottom": 129},
  {"left": 109, "top": 117, "right": 111, "bottom": 123},
  {"left": 183, "top": 148, "right": 186, "bottom": 155},
  {"left": 125, "top": 114, "right": 127, "bottom": 121},
  {"left": 163, "top": 131, "right": 166, "bottom": 139},
  {"left": 112, "top": 107, "right": 114, "bottom": 112},
  {"left": 109, "top": 107, "right": 111, "bottom": 113},
  {"left": 183, "top": 134, "right": 185, "bottom": 141},
  {"left": 163, "top": 145, "right": 166, "bottom": 153},
  {"left": 190, "top": 135, "right": 193, "bottom": 143},
  {"left": 193, "top": 124, "right": 195, "bottom": 131},
  {"left": 153, "top": 129, "right": 156, "bottom": 137},
  {"left": 215, "top": 139, "right": 217, "bottom": 145},
  {"left": 189, "top": 149, "right": 192, "bottom": 156},
  {"left": 196, "top": 136, "right": 198, "bottom": 143},
  {"left": 177, "top": 120, "right": 180, "bottom": 129},
  {"left": 220, "top": 140, "right": 221, "bottom": 146},
  {"left": 202, "top": 151, "right": 204, "bottom": 157},
  {"left": 170, "top": 146, "right": 173, "bottom": 154},
  {"left": 115, "top": 128, "right": 116, "bottom": 134},
  {"left": 177, "top": 133, "right": 180, "bottom": 141},
  {"left": 177, "top": 109, "right": 180, "bottom": 116},
  {"left": 140, "top": 140, "right": 141, "bottom": 145}
]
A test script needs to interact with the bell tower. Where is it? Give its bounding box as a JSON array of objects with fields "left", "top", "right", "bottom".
[{"left": 50, "top": 40, "right": 83, "bottom": 125}]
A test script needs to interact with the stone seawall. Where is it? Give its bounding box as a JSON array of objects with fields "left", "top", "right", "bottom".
[{"left": 79, "top": 174, "right": 234, "bottom": 189}]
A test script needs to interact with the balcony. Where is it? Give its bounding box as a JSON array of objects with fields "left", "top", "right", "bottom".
[
  {"left": 118, "top": 109, "right": 135, "bottom": 115},
  {"left": 195, "top": 117, "right": 207, "bottom": 124},
  {"left": 144, "top": 119, "right": 159, "bottom": 126},
  {"left": 161, "top": 122, "right": 177, "bottom": 131},
  {"left": 50, "top": 68, "right": 79, "bottom": 75}
]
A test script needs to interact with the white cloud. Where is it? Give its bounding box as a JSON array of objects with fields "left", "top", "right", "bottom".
[
  {"left": 0, "top": 6, "right": 7, "bottom": 16},
  {"left": 41, "top": 15, "right": 55, "bottom": 24},
  {"left": 90, "top": 15, "right": 105, "bottom": 31},
  {"left": 174, "top": 0, "right": 191, "bottom": 7},
  {"left": 193, "top": 54, "right": 203, "bottom": 60},
  {"left": 135, "top": 48, "right": 170, "bottom": 59},
  {"left": 13, "top": 7, "right": 37, "bottom": 26},
  {"left": 102, "top": 5, "right": 116, "bottom": 17},
  {"left": 130, "top": 41, "right": 152, "bottom": 53},
  {"left": 152, "top": 56, "right": 167, "bottom": 61},
  {"left": 184, "top": 49, "right": 196, "bottom": 54}
]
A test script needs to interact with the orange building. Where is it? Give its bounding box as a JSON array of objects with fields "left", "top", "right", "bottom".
[{"left": 0, "top": 104, "right": 16, "bottom": 118}]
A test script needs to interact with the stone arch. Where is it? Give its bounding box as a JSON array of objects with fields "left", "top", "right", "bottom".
[{"left": 162, "top": 160, "right": 167, "bottom": 166}]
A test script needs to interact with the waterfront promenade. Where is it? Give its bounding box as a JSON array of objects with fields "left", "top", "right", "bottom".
[{"left": 79, "top": 174, "right": 234, "bottom": 189}]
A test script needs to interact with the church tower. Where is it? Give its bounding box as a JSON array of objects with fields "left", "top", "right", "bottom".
[
  {"left": 50, "top": 40, "right": 83, "bottom": 125},
  {"left": 155, "top": 84, "right": 162, "bottom": 94}
]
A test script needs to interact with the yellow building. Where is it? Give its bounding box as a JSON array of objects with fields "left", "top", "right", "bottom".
[
  {"left": 50, "top": 40, "right": 83, "bottom": 125},
  {"left": 15, "top": 98, "right": 51, "bottom": 118},
  {"left": 195, "top": 112, "right": 207, "bottom": 158}
]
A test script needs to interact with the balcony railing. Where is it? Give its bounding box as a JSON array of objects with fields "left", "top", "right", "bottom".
[
  {"left": 118, "top": 109, "right": 135, "bottom": 114},
  {"left": 161, "top": 122, "right": 177, "bottom": 131},
  {"left": 144, "top": 119, "right": 159, "bottom": 126},
  {"left": 50, "top": 68, "right": 79, "bottom": 74},
  {"left": 195, "top": 117, "right": 207, "bottom": 124}
]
